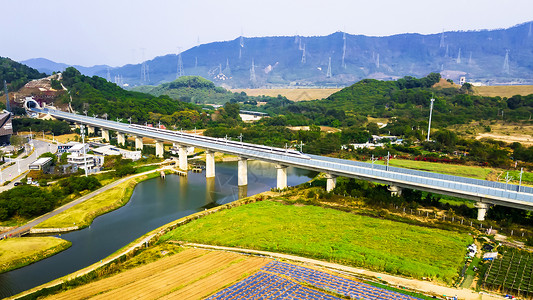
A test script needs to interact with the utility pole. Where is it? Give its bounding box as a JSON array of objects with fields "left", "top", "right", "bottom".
[
  {"left": 426, "top": 98, "right": 435, "bottom": 141},
  {"left": 519, "top": 167, "right": 524, "bottom": 192}
]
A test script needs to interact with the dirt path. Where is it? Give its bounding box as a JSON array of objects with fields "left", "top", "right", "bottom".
[{"left": 186, "top": 243, "right": 502, "bottom": 300}]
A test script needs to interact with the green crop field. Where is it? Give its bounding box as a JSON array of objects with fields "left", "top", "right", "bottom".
[
  {"left": 373, "top": 159, "right": 493, "bottom": 179},
  {"left": 162, "top": 200, "right": 472, "bottom": 283},
  {"left": 483, "top": 248, "right": 533, "bottom": 297}
]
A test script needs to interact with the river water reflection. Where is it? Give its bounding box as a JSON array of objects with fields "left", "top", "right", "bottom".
[{"left": 0, "top": 161, "right": 316, "bottom": 297}]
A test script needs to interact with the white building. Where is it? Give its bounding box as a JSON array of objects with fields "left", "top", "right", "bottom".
[
  {"left": 67, "top": 153, "right": 100, "bottom": 170},
  {"left": 29, "top": 157, "right": 53, "bottom": 171},
  {"left": 68, "top": 143, "right": 89, "bottom": 155},
  {"left": 92, "top": 145, "right": 141, "bottom": 161}
]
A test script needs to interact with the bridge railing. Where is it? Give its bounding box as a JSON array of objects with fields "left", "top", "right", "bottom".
[
  {"left": 39, "top": 108, "right": 533, "bottom": 204},
  {"left": 309, "top": 155, "right": 533, "bottom": 194}
]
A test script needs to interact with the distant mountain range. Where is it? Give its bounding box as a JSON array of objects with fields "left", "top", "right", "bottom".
[
  {"left": 21, "top": 21, "right": 533, "bottom": 88},
  {"left": 20, "top": 58, "right": 110, "bottom": 77}
]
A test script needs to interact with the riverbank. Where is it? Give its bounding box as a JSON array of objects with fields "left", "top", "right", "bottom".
[
  {"left": 33, "top": 170, "right": 167, "bottom": 232},
  {"left": 0, "top": 237, "right": 71, "bottom": 274}
]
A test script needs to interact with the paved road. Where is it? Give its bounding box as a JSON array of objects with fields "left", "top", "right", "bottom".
[
  {"left": 1, "top": 168, "right": 163, "bottom": 238},
  {"left": 0, "top": 139, "right": 57, "bottom": 192}
]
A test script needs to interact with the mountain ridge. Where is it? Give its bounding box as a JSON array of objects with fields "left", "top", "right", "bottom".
[{"left": 20, "top": 21, "right": 533, "bottom": 88}]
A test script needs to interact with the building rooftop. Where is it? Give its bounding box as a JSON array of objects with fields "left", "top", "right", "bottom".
[{"left": 31, "top": 157, "right": 53, "bottom": 166}]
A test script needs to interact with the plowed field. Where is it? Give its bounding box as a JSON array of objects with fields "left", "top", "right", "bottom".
[{"left": 46, "top": 248, "right": 270, "bottom": 300}]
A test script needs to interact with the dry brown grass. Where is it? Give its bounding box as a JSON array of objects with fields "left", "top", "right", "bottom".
[
  {"left": 451, "top": 121, "right": 533, "bottom": 146},
  {"left": 231, "top": 88, "right": 341, "bottom": 101},
  {"left": 47, "top": 248, "right": 270, "bottom": 300},
  {"left": 474, "top": 85, "right": 533, "bottom": 98}
]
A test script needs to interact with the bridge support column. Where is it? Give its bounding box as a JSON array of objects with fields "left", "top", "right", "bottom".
[
  {"left": 388, "top": 185, "right": 402, "bottom": 197},
  {"left": 475, "top": 202, "right": 490, "bottom": 221},
  {"left": 155, "top": 140, "right": 164, "bottom": 158},
  {"left": 178, "top": 145, "right": 188, "bottom": 170},
  {"left": 205, "top": 150, "right": 215, "bottom": 178},
  {"left": 276, "top": 164, "right": 287, "bottom": 190},
  {"left": 238, "top": 157, "right": 248, "bottom": 186},
  {"left": 325, "top": 173, "right": 337, "bottom": 192},
  {"left": 135, "top": 136, "right": 143, "bottom": 150},
  {"left": 87, "top": 125, "right": 95, "bottom": 135},
  {"left": 101, "top": 129, "right": 110, "bottom": 142},
  {"left": 117, "top": 132, "right": 126, "bottom": 146}
]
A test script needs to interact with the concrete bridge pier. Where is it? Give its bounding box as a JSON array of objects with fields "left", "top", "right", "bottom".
[
  {"left": 238, "top": 157, "right": 248, "bottom": 186},
  {"left": 205, "top": 150, "right": 215, "bottom": 178},
  {"left": 325, "top": 173, "right": 337, "bottom": 192},
  {"left": 276, "top": 164, "right": 288, "bottom": 190},
  {"left": 155, "top": 140, "right": 164, "bottom": 158},
  {"left": 101, "top": 129, "right": 110, "bottom": 141},
  {"left": 475, "top": 202, "right": 490, "bottom": 221},
  {"left": 117, "top": 132, "right": 126, "bottom": 146},
  {"left": 388, "top": 185, "right": 402, "bottom": 197},
  {"left": 178, "top": 145, "right": 188, "bottom": 170},
  {"left": 87, "top": 125, "right": 95, "bottom": 135},
  {"left": 135, "top": 136, "right": 143, "bottom": 150}
]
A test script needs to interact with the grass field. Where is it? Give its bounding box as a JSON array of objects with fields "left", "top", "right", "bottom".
[
  {"left": 373, "top": 159, "right": 494, "bottom": 179},
  {"left": 46, "top": 248, "right": 270, "bottom": 300},
  {"left": 230, "top": 88, "right": 341, "bottom": 101},
  {"left": 474, "top": 85, "right": 533, "bottom": 98},
  {"left": 161, "top": 200, "right": 472, "bottom": 283},
  {"left": 35, "top": 172, "right": 160, "bottom": 229},
  {"left": 0, "top": 237, "right": 71, "bottom": 273}
]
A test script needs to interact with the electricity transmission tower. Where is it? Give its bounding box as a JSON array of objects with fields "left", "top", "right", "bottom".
[
  {"left": 250, "top": 59, "right": 256, "bottom": 83},
  {"left": 239, "top": 36, "right": 244, "bottom": 59},
  {"left": 326, "top": 57, "right": 332, "bottom": 78},
  {"left": 301, "top": 44, "right": 306, "bottom": 64},
  {"left": 456, "top": 48, "right": 461, "bottom": 64},
  {"left": 439, "top": 30, "right": 445, "bottom": 48},
  {"left": 141, "top": 48, "right": 149, "bottom": 83},
  {"left": 176, "top": 48, "right": 184, "bottom": 78},
  {"left": 503, "top": 50, "right": 510, "bottom": 74},
  {"left": 342, "top": 32, "right": 347, "bottom": 68}
]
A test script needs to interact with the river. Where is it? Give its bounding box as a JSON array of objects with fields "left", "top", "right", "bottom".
[{"left": 0, "top": 161, "right": 316, "bottom": 298}]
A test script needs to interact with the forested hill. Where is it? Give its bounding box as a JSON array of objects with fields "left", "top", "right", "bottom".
[
  {"left": 248, "top": 73, "right": 533, "bottom": 134},
  {"left": 0, "top": 57, "right": 47, "bottom": 91},
  {"left": 78, "top": 21, "right": 533, "bottom": 88},
  {"left": 132, "top": 76, "right": 234, "bottom": 104},
  {"left": 57, "top": 67, "right": 207, "bottom": 128}
]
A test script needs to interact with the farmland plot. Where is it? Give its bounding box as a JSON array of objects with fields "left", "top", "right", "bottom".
[{"left": 483, "top": 248, "right": 533, "bottom": 298}]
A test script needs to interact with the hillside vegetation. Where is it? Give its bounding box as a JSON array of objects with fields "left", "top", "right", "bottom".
[
  {"left": 0, "top": 57, "right": 47, "bottom": 91},
  {"left": 58, "top": 68, "right": 208, "bottom": 128}
]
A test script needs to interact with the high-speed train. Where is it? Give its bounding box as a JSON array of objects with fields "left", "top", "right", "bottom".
[{"left": 128, "top": 124, "right": 311, "bottom": 159}]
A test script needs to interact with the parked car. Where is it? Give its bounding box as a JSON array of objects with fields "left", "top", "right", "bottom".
[{"left": 14, "top": 182, "right": 23, "bottom": 186}]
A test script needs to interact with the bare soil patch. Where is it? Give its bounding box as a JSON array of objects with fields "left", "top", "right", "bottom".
[{"left": 231, "top": 88, "right": 341, "bottom": 101}]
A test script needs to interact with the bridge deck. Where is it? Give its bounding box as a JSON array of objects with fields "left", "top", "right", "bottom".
[{"left": 34, "top": 108, "right": 533, "bottom": 210}]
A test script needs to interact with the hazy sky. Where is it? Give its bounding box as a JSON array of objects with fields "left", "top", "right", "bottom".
[{"left": 3, "top": 0, "right": 533, "bottom": 67}]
